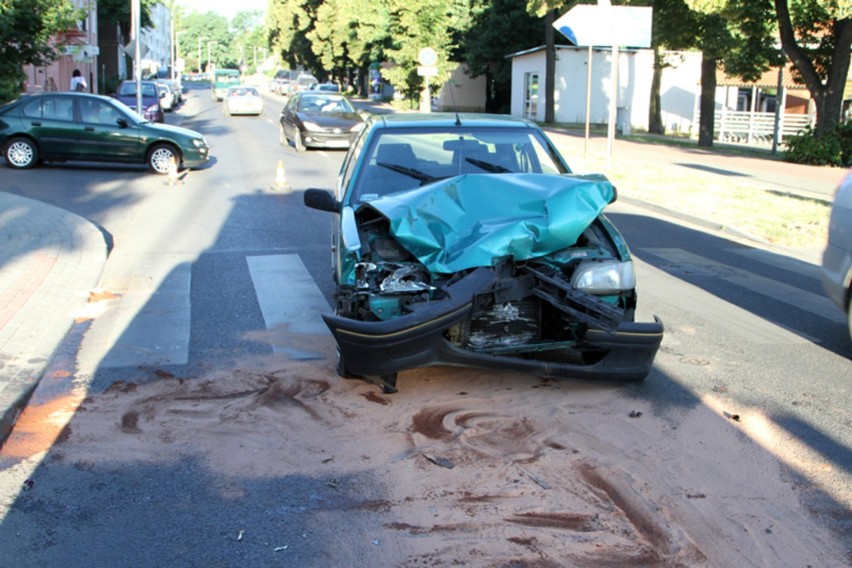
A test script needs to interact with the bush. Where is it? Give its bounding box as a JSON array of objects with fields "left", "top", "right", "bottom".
[{"left": 784, "top": 123, "right": 852, "bottom": 167}]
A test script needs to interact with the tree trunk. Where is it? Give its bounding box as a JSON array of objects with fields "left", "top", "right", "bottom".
[
  {"left": 774, "top": 0, "right": 852, "bottom": 135},
  {"left": 698, "top": 54, "right": 717, "bottom": 147},
  {"left": 544, "top": 9, "right": 556, "bottom": 124},
  {"left": 648, "top": 46, "right": 664, "bottom": 135}
]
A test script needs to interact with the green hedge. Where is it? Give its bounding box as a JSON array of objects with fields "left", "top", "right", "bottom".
[{"left": 784, "top": 123, "right": 852, "bottom": 167}]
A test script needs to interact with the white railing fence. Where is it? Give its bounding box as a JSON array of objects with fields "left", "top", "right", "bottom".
[{"left": 692, "top": 110, "right": 813, "bottom": 146}]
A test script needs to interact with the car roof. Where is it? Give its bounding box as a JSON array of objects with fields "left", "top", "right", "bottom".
[{"left": 366, "top": 113, "right": 538, "bottom": 130}]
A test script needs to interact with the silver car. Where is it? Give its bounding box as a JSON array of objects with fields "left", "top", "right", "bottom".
[{"left": 822, "top": 169, "right": 852, "bottom": 341}]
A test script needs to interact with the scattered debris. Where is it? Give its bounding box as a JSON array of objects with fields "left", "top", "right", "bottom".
[
  {"left": 237, "top": 529, "right": 244, "bottom": 541},
  {"left": 326, "top": 479, "right": 339, "bottom": 488},
  {"left": 321, "top": 457, "right": 334, "bottom": 464},
  {"left": 273, "top": 545, "right": 288, "bottom": 552},
  {"left": 687, "top": 493, "right": 706, "bottom": 499},
  {"left": 22, "top": 479, "right": 34, "bottom": 491},
  {"left": 421, "top": 453, "right": 455, "bottom": 469},
  {"left": 723, "top": 411, "right": 741, "bottom": 422},
  {"left": 524, "top": 471, "right": 552, "bottom": 490},
  {"left": 629, "top": 410, "right": 642, "bottom": 418}
]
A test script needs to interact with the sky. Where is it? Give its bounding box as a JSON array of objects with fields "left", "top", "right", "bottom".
[{"left": 177, "top": 0, "right": 268, "bottom": 22}]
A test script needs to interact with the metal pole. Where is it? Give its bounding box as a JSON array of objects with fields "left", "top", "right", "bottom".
[
  {"left": 771, "top": 54, "right": 785, "bottom": 154},
  {"left": 585, "top": 45, "right": 592, "bottom": 157},
  {"left": 132, "top": 0, "right": 141, "bottom": 115}
]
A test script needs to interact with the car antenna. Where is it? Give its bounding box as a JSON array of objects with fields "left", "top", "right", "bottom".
[{"left": 447, "top": 78, "right": 461, "bottom": 126}]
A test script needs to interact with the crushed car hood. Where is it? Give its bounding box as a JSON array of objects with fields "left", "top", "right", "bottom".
[{"left": 360, "top": 173, "right": 614, "bottom": 274}]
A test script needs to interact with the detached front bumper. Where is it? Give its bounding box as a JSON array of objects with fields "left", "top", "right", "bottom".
[{"left": 323, "top": 267, "right": 664, "bottom": 382}]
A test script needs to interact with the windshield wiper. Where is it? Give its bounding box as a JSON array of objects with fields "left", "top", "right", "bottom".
[
  {"left": 465, "top": 157, "right": 511, "bottom": 173},
  {"left": 377, "top": 162, "right": 439, "bottom": 184}
]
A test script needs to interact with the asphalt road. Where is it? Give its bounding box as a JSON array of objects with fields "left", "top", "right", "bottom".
[{"left": 0, "top": 83, "right": 848, "bottom": 565}]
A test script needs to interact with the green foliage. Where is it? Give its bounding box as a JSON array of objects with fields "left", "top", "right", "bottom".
[
  {"left": 0, "top": 0, "right": 84, "bottom": 103},
  {"left": 783, "top": 123, "right": 852, "bottom": 167},
  {"left": 462, "top": 0, "right": 544, "bottom": 113},
  {"left": 180, "top": 11, "right": 234, "bottom": 71}
]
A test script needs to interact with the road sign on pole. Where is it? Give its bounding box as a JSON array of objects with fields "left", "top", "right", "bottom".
[
  {"left": 553, "top": 4, "right": 652, "bottom": 165},
  {"left": 554, "top": 5, "right": 652, "bottom": 48}
]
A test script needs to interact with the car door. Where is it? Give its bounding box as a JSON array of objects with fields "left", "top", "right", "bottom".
[
  {"left": 19, "top": 95, "right": 79, "bottom": 160},
  {"left": 281, "top": 94, "right": 300, "bottom": 139},
  {"left": 76, "top": 98, "right": 144, "bottom": 163}
]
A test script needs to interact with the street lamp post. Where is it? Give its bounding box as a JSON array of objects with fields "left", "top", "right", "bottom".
[
  {"left": 197, "top": 36, "right": 209, "bottom": 73},
  {"left": 207, "top": 41, "right": 218, "bottom": 73},
  {"left": 174, "top": 30, "right": 187, "bottom": 80}
]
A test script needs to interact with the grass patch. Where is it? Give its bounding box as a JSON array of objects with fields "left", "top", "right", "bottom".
[{"left": 576, "top": 154, "right": 830, "bottom": 249}]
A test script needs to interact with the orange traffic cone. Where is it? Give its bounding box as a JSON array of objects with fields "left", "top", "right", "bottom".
[
  {"left": 273, "top": 160, "right": 288, "bottom": 191},
  {"left": 167, "top": 157, "right": 179, "bottom": 186}
]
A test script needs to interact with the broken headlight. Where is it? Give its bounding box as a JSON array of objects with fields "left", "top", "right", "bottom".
[{"left": 571, "top": 260, "right": 636, "bottom": 294}]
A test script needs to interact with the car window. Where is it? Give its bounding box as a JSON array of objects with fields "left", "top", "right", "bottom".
[
  {"left": 21, "top": 96, "right": 75, "bottom": 122},
  {"left": 349, "top": 127, "right": 568, "bottom": 203},
  {"left": 80, "top": 99, "right": 123, "bottom": 125},
  {"left": 299, "top": 95, "right": 352, "bottom": 113}
]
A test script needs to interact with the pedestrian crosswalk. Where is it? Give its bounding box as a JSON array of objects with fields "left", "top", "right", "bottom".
[{"left": 88, "top": 247, "right": 842, "bottom": 371}]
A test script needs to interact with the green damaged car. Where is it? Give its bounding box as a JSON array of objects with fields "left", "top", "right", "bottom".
[{"left": 304, "top": 113, "right": 663, "bottom": 393}]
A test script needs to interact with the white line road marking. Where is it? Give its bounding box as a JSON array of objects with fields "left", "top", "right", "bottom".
[{"left": 247, "top": 254, "right": 331, "bottom": 359}]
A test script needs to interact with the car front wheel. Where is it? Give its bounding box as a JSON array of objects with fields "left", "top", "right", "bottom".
[
  {"left": 4, "top": 137, "right": 38, "bottom": 169},
  {"left": 294, "top": 129, "right": 306, "bottom": 152},
  {"left": 147, "top": 143, "right": 179, "bottom": 174}
]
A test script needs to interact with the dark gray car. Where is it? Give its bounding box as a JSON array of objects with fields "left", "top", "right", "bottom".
[{"left": 821, "top": 169, "right": 852, "bottom": 341}]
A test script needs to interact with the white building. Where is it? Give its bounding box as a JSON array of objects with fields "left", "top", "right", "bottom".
[
  {"left": 139, "top": 3, "right": 172, "bottom": 76},
  {"left": 508, "top": 45, "right": 702, "bottom": 134},
  {"left": 508, "top": 45, "right": 815, "bottom": 145}
]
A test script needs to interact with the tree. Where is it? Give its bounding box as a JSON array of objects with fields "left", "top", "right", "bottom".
[
  {"left": 774, "top": 0, "right": 852, "bottom": 135},
  {"left": 526, "top": 0, "right": 573, "bottom": 124},
  {"left": 181, "top": 11, "right": 234, "bottom": 71},
  {"left": 461, "top": 0, "right": 544, "bottom": 113},
  {"left": 0, "top": 0, "right": 84, "bottom": 103},
  {"left": 380, "top": 0, "right": 473, "bottom": 106},
  {"left": 268, "top": 0, "right": 324, "bottom": 74},
  {"left": 678, "top": 0, "right": 777, "bottom": 147}
]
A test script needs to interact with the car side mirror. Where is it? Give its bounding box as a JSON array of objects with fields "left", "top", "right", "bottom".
[
  {"left": 116, "top": 118, "right": 129, "bottom": 128},
  {"left": 304, "top": 188, "right": 340, "bottom": 213},
  {"left": 159, "top": 91, "right": 165, "bottom": 99},
  {"left": 610, "top": 185, "right": 618, "bottom": 204}
]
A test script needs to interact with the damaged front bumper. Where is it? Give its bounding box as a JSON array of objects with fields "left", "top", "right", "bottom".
[{"left": 323, "top": 267, "right": 664, "bottom": 382}]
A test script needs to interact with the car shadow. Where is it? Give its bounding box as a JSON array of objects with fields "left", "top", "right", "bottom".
[{"left": 607, "top": 210, "right": 850, "bottom": 359}]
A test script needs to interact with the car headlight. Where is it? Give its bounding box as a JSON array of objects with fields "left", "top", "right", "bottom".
[
  {"left": 192, "top": 138, "right": 206, "bottom": 148},
  {"left": 572, "top": 260, "right": 636, "bottom": 294},
  {"left": 301, "top": 120, "right": 323, "bottom": 132}
]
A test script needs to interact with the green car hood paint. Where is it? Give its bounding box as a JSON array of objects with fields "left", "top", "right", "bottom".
[{"left": 360, "top": 173, "right": 614, "bottom": 274}]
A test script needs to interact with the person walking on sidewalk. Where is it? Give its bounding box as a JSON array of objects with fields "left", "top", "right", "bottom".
[{"left": 70, "top": 69, "right": 87, "bottom": 92}]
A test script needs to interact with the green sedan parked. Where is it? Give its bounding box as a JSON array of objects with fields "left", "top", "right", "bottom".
[{"left": 0, "top": 92, "right": 210, "bottom": 174}]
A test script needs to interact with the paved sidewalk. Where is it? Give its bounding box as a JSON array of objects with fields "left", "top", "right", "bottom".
[{"left": 0, "top": 192, "right": 107, "bottom": 445}]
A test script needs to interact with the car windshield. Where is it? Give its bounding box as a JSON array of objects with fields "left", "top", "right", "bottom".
[
  {"left": 350, "top": 127, "right": 569, "bottom": 204},
  {"left": 229, "top": 87, "right": 258, "bottom": 97},
  {"left": 298, "top": 95, "right": 353, "bottom": 114},
  {"left": 119, "top": 82, "right": 157, "bottom": 97}
]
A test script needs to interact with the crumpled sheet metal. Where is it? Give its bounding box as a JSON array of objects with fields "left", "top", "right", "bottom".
[{"left": 362, "top": 173, "right": 614, "bottom": 274}]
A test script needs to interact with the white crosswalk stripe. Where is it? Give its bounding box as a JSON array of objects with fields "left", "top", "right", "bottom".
[{"left": 247, "top": 254, "right": 331, "bottom": 359}]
